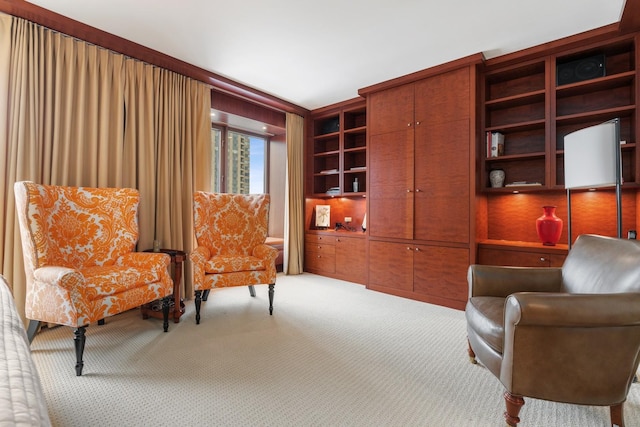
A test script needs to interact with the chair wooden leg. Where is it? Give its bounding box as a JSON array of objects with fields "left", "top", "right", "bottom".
[
  {"left": 162, "top": 296, "right": 170, "bottom": 332},
  {"left": 98, "top": 319, "right": 105, "bottom": 325},
  {"left": 202, "top": 289, "right": 210, "bottom": 301},
  {"left": 26, "top": 320, "right": 40, "bottom": 344},
  {"left": 467, "top": 339, "right": 477, "bottom": 364},
  {"left": 195, "top": 290, "right": 203, "bottom": 324},
  {"left": 610, "top": 403, "right": 624, "bottom": 427},
  {"left": 268, "top": 283, "right": 274, "bottom": 315},
  {"left": 248, "top": 285, "right": 256, "bottom": 297},
  {"left": 74, "top": 326, "right": 87, "bottom": 376},
  {"left": 503, "top": 392, "right": 524, "bottom": 427}
]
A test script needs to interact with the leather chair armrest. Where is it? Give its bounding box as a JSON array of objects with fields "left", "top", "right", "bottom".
[
  {"left": 504, "top": 292, "right": 640, "bottom": 327},
  {"left": 468, "top": 264, "right": 563, "bottom": 298},
  {"left": 501, "top": 292, "right": 640, "bottom": 401}
]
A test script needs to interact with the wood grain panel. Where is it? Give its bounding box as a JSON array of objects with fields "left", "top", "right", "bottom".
[
  {"left": 368, "top": 130, "right": 414, "bottom": 239},
  {"left": 477, "top": 247, "right": 566, "bottom": 267},
  {"left": 414, "top": 67, "right": 470, "bottom": 124},
  {"left": 368, "top": 84, "right": 414, "bottom": 135},
  {"left": 486, "top": 191, "right": 637, "bottom": 244},
  {"left": 368, "top": 241, "right": 413, "bottom": 291},
  {"left": 415, "top": 119, "right": 470, "bottom": 243},
  {"left": 335, "top": 236, "right": 367, "bottom": 284},
  {"left": 413, "top": 245, "right": 469, "bottom": 302}
]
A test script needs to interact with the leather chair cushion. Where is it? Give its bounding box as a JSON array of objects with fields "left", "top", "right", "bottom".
[{"left": 466, "top": 296, "right": 505, "bottom": 354}]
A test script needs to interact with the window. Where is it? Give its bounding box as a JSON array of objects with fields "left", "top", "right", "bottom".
[{"left": 211, "top": 126, "right": 268, "bottom": 194}]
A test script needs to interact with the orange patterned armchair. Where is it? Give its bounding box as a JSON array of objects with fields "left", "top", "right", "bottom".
[
  {"left": 191, "top": 192, "right": 277, "bottom": 324},
  {"left": 14, "top": 181, "right": 173, "bottom": 376}
]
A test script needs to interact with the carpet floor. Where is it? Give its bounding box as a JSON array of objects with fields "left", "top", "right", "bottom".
[{"left": 31, "top": 273, "right": 640, "bottom": 426}]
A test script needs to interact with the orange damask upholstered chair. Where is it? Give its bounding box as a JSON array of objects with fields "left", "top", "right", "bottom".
[
  {"left": 191, "top": 192, "right": 277, "bottom": 324},
  {"left": 14, "top": 181, "right": 174, "bottom": 376}
]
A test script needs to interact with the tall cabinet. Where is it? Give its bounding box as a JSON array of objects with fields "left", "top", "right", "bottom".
[{"left": 359, "top": 56, "right": 482, "bottom": 310}]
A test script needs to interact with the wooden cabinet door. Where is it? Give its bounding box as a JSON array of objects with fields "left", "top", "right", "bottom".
[
  {"left": 413, "top": 245, "right": 469, "bottom": 303},
  {"left": 413, "top": 68, "right": 471, "bottom": 244},
  {"left": 368, "top": 84, "right": 414, "bottom": 136},
  {"left": 335, "top": 236, "right": 367, "bottom": 284},
  {"left": 414, "top": 118, "right": 470, "bottom": 243},
  {"left": 369, "top": 129, "right": 415, "bottom": 239},
  {"left": 368, "top": 240, "right": 413, "bottom": 291}
]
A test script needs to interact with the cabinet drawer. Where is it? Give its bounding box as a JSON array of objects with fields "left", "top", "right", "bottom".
[
  {"left": 478, "top": 247, "right": 565, "bottom": 267},
  {"left": 305, "top": 234, "right": 335, "bottom": 245},
  {"left": 305, "top": 248, "right": 336, "bottom": 273}
]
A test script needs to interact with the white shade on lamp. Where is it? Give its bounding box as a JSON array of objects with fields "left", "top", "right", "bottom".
[
  {"left": 563, "top": 118, "right": 622, "bottom": 248},
  {"left": 564, "top": 120, "right": 619, "bottom": 189}
]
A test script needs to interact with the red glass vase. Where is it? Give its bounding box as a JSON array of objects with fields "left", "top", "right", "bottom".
[{"left": 536, "top": 205, "right": 563, "bottom": 246}]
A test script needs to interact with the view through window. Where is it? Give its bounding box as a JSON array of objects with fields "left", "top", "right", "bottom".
[{"left": 210, "top": 127, "right": 267, "bottom": 194}]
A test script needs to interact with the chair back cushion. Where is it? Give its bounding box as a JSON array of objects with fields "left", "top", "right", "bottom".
[
  {"left": 14, "top": 181, "right": 140, "bottom": 271},
  {"left": 562, "top": 234, "right": 640, "bottom": 294},
  {"left": 193, "top": 192, "right": 270, "bottom": 256}
]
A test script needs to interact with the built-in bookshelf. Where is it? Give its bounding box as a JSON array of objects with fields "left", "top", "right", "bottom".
[
  {"left": 308, "top": 99, "right": 367, "bottom": 197},
  {"left": 481, "top": 35, "right": 637, "bottom": 192}
]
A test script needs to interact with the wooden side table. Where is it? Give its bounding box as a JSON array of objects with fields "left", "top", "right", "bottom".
[{"left": 141, "top": 249, "right": 186, "bottom": 323}]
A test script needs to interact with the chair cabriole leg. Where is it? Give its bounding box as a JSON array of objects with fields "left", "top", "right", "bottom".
[
  {"left": 268, "top": 283, "right": 274, "bottom": 315},
  {"left": 74, "top": 326, "right": 87, "bottom": 376},
  {"left": 248, "top": 285, "right": 256, "bottom": 297},
  {"left": 467, "top": 339, "right": 477, "bottom": 364},
  {"left": 195, "top": 290, "right": 203, "bottom": 324},
  {"left": 610, "top": 403, "right": 624, "bottom": 427},
  {"left": 162, "top": 296, "right": 170, "bottom": 332},
  {"left": 503, "top": 392, "right": 524, "bottom": 427},
  {"left": 26, "top": 320, "right": 40, "bottom": 344}
]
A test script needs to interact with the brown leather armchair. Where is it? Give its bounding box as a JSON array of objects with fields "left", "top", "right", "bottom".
[{"left": 466, "top": 234, "right": 640, "bottom": 427}]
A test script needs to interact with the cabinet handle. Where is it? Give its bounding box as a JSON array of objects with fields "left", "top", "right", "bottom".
[
  {"left": 407, "top": 247, "right": 413, "bottom": 251},
  {"left": 407, "top": 123, "right": 412, "bottom": 127},
  {"left": 317, "top": 245, "right": 321, "bottom": 249},
  {"left": 336, "top": 238, "right": 341, "bottom": 242},
  {"left": 317, "top": 255, "right": 321, "bottom": 258},
  {"left": 540, "top": 257, "right": 546, "bottom": 262},
  {"left": 407, "top": 189, "right": 412, "bottom": 193},
  {"left": 416, "top": 121, "right": 421, "bottom": 125},
  {"left": 415, "top": 188, "right": 421, "bottom": 192},
  {"left": 415, "top": 247, "right": 420, "bottom": 252}
]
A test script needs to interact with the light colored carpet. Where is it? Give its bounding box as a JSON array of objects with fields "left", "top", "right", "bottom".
[{"left": 31, "top": 273, "right": 639, "bottom": 426}]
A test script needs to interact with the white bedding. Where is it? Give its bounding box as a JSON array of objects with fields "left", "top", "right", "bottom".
[{"left": 0, "top": 275, "right": 50, "bottom": 427}]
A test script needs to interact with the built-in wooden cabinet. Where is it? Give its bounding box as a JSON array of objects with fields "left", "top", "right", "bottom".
[
  {"left": 481, "top": 34, "right": 638, "bottom": 192},
  {"left": 304, "top": 231, "right": 366, "bottom": 284},
  {"left": 362, "top": 59, "right": 481, "bottom": 310},
  {"left": 367, "top": 67, "right": 472, "bottom": 244}
]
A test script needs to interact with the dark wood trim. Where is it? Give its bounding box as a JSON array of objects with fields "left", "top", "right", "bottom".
[
  {"left": 0, "top": 0, "right": 308, "bottom": 116},
  {"left": 620, "top": 0, "right": 640, "bottom": 34},
  {"left": 358, "top": 53, "right": 485, "bottom": 95}
]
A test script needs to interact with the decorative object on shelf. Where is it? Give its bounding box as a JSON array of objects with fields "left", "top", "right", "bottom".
[
  {"left": 315, "top": 205, "right": 330, "bottom": 229},
  {"left": 362, "top": 213, "right": 367, "bottom": 233},
  {"left": 489, "top": 169, "right": 505, "bottom": 188},
  {"left": 353, "top": 177, "right": 359, "bottom": 192},
  {"left": 486, "top": 132, "right": 505, "bottom": 157},
  {"left": 326, "top": 187, "right": 340, "bottom": 197},
  {"left": 564, "top": 118, "right": 621, "bottom": 248},
  {"left": 536, "top": 206, "right": 563, "bottom": 246}
]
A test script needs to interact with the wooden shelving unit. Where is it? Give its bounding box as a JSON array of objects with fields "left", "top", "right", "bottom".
[
  {"left": 481, "top": 35, "right": 638, "bottom": 193},
  {"left": 308, "top": 100, "right": 367, "bottom": 197}
]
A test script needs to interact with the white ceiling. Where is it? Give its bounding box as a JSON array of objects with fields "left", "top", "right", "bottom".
[{"left": 25, "top": 0, "right": 626, "bottom": 111}]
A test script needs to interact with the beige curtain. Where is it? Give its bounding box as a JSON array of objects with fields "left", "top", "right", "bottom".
[
  {"left": 284, "top": 113, "right": 304, "bottom": 274},
  {"left": 0, "top": 13, "right": 210, "bottom": 322}
]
